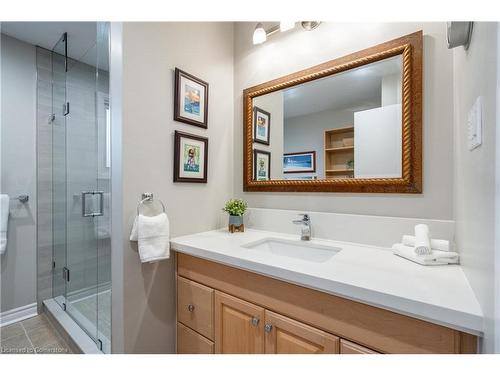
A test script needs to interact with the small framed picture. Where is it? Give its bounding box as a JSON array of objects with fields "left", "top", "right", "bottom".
[
  {"left": 174, "top": 131, "right": 208, "bottom": 183},
  {"left": 174, "top": 68, "right": 209, "bottom": 128},
  {"left": 253, "top": 149, "right": 271, "bottom": 181},
  {"left": 253, "top": 107, "right": 271, "bottom": 145},
  {"left": 283, "top": 151, "right": 316, "bottom": 174}
]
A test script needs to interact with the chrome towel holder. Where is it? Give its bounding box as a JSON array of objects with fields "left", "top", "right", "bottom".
[{"left": 136, "top": 192, "right": 166, "bottom": 215}]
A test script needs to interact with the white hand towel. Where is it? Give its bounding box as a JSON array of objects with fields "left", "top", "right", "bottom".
[
  {"left": 402, "top": 235, "right": 451, "bottom": 252},
  {"left": 392, "top": 243, "right": 459, "bottom": 266},
  {"left": 414, "top": 224, "right": 431, "bottom": 255},
  {"left": 1, "top": 194, "right": 9, "bottom": 255},
  {"left": 130, "top": 213, "right": 170, "bottom": 263}
]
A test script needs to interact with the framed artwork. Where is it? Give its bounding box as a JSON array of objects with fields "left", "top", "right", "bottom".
[
  {"left": 174, "top": 68, "right": 209, "bottom": 128},
  {"left": 283, "top": 151, "right": 316, "bottom": 173},
  {"left": 174, "top": 131, "right": 208, "bottom": 183},
  {"left": 253, "top": 107, "right": 271, "bottom": 145},
  {"left": 253, "top": 149, "right": 271, "bottom": 181}
]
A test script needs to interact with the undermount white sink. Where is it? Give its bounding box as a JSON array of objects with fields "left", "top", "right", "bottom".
[{"left": 241, "top": 237, "right": 341, "bottom": 263}]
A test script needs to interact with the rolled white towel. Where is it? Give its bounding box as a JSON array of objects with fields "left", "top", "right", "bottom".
[
  {"left": 402, "top": 235, "right": 451, "bottom": 252},
  {"left": 392, "top": 243, "right": 459, "bottom": 266},
  {"left": 414, "top": 224, "right": 431, "bottom": 255}
]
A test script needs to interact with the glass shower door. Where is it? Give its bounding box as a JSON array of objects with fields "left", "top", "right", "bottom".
[
  {"left": 50, "top": 24, "right": 111, "bottom": 353},
  {"left": 64, "top": 41, "right": 100, "bottom": 345}
]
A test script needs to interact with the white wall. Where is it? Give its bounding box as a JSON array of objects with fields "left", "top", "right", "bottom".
[
  {"left": 119, "top": 22, "right": 234, "bottom": 353},
  {"left": 0, "top": 34, "right": 37, "bottom": 313},
  {"left": 453, "top": 22, "right": 499, "bottom": 353},
  {"left": 284, "top": 109, "right": 354, "bottom": 178},
  {"left": 234, "top": 22, "right": 454, "bottom": 219},
  {"left": 253, "top": 92, "right": 283, "bottom": 179}
]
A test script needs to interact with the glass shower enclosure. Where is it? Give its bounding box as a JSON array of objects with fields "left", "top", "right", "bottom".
[{"left": 49, "top": 23, "right": 111, "bottom": 353}]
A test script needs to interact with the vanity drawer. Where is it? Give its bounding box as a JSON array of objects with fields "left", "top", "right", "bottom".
[
  {"left": 177, "top": 276, "right": 214, "bottom": 340},
  {"left": 177, "top": 323, "right": 214, "bottom": 354},
  {"left": 340, "top": 339, "right": 378, "bottom": 354}
]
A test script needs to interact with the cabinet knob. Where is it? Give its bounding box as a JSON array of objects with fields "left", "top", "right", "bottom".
[
  {"left": 251, "top": 317, "right": 260, "bottom": 326},
  {"left": 264, "top": 323, "right": 273, "bottom": 333},
  {"left": 187, "top": 304, "right": 195, "bottom": 312}
]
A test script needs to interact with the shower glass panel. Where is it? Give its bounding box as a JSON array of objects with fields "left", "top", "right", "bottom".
[
  {"left": 50, "top": 23, "right": 111, "bottom": 353},
  {"left": 51, "top": 33, "right": 68, "bottom": 305}
]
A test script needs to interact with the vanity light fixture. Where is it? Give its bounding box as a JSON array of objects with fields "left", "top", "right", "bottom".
[
  {"left": 301, "top": 21, "right": 321, "bottom": 31},
  {"left": 252, "top": 21, "right": 303, "bottom": 45},
  {"left": 253, "top": 23, "right": 267, "bottom": 45}
]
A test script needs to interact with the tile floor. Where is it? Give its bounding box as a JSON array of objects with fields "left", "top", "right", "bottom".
[{"left": 0, "top": 314, "right": 73, "bottom": 354}]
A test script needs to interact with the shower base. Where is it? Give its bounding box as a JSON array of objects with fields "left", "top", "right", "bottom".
[{"left": 43, "top": 289, "right": 111, "bottom": 354}]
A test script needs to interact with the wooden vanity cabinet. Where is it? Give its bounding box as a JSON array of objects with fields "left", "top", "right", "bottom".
[{"left": 175, "top": 253, "right": 478, "bottom": 354}]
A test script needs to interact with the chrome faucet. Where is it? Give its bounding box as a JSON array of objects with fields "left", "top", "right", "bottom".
[{"left": 293, "top": 214, "right": 311, "bottom": 241}]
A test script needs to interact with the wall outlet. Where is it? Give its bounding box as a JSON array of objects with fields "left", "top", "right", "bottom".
[{"left": 467, "top": 96, "right": 483, "bottom": 150}]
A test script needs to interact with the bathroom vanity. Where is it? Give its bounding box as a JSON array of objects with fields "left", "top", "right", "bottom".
[{"left": 172, "top": 229, "right": 482, "bottom": 354}]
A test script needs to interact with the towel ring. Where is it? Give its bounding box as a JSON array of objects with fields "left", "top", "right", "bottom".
[{"left": 136, "top": 193, "right": 166, "bottom": 216}]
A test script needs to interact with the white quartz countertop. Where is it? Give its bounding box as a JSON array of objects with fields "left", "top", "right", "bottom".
[{"left": 170, "top": 228, "right": 483, "bottom": 335}]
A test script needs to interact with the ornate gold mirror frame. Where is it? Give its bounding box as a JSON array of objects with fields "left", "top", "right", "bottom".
[{"left": 243, "top": 31, "right": 422, "bottom": 193}]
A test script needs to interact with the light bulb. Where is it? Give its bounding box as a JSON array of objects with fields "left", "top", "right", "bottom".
[
  {"left": 253, "top": 23, "right": 267, "bottom": 45},
  {"left": 280, "top": 21, "right": 295, "bottom": 32}
]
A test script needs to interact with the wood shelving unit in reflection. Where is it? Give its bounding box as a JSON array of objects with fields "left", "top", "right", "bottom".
[{"left": 324, "top": 126, "right": 355, "bottom": 179}]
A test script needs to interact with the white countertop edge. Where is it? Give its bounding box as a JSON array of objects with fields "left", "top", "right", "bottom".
[{"left": 172, "top": 242, "right": 483, "bottom": 336}]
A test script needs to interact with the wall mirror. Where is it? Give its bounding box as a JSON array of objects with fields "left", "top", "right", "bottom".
[{"left": 243, "top": 31, "right": 422, "bottom": 193}]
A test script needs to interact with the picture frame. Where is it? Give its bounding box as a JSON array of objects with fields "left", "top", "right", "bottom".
[
  {"left": 174, "top": 68, "right": 209, "bottom": 129},
  {"left": 253, "top": 149, "right": 271, "bottom": 181},
  {"left": 283, "top": 151, "right": 316, "bottom": 174},
  {"left": 174, "top": 131, "right": 208, "bottom": 183},
  {"left": 253, "top": 106, "right": 271, "bottom": 145}
]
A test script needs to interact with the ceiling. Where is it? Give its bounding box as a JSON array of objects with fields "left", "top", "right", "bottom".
[
  {"left": 1, "top": 22, "right": 100, "bottom": 68},
  {"left": 283, "top": 55, "right": 402, "bottom": 119}
]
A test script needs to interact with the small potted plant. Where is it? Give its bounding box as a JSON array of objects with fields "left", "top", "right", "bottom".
[{"left": 223, "top": 199, "right": 247, "bottom": 233}]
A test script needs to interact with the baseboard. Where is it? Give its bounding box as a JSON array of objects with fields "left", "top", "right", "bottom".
[{"left": 0, "top": 302, "right": 38, "bottom": 327}]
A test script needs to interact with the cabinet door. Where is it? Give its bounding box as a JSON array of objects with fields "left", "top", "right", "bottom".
[
  {"left": 340, "top": 339, "right": 378, "bottom": 354},
  {"left": 215, "top": 291, "right": 264, "bottom": 353},
  {"left": 264, "top": 310, "right": 339, "bottom": 354}
]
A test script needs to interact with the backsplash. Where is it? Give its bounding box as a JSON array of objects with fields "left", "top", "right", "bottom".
[{"left": 244, "top": 208, "right": 455, "bottom": 248}]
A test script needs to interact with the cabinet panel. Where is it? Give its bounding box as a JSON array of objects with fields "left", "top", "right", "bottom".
[
  {"left": 177, "top": 276, "right": 214, "bottom": 340},
  {"left": 264, "top": 310, "right": 339, "bottom": 354},
  {"left": 215, "top": 291, "right": 264, "bottom": 353},
  {"left": 177, "top": 323, "right": 214, "bottom": 354},
  {"left": 340, "top": 339, "right": 378, "bottom": 354}
]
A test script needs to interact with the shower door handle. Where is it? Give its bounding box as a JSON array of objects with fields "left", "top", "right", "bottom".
[{"left": 81, "top": 191, "right": 104, "bottom": 217}]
